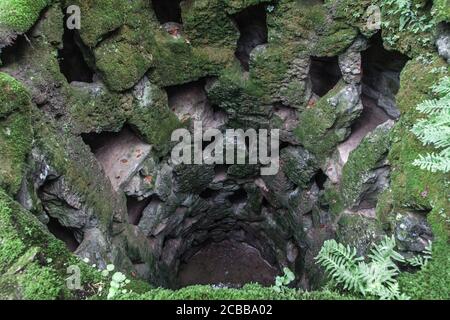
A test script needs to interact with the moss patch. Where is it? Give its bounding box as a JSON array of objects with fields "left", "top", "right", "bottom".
[{"left": 0, "top": 0, "right": 51, "bottom": 33}]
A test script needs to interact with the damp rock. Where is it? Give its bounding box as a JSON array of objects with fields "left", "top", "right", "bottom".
[
  {"left": 436, "top": 24, "right": 450, "bottom": 63},
  {"left": 394, "top": 212, "right": 433, "bottom": 253}
]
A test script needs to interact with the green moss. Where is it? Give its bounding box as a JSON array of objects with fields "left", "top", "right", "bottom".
[
  {"left": 150, "top": 32, "right": 234, "bottom": 87},
  {"left": 294, "top": 81, "right": 359, "bottom": 161},
  {"left": 68, "top": 84, "right": 129, "bottom": 134},
  {"left": 21, "top": 263, "right": 64, "bottom": 300},
  {"left": 249, "top": 44, "right": 298, "bottom": 102},
  {"left": 433, "top": 0, "right": 450, "bottom": 22},
  {"left": 389, "top": 56, "right": 449, "bottom": 210},
  {"left": 0, "top": 74, "right": 33, "bottom": 196},
  {"left": 313, "top": 23, "right": 358, "bottom": 57},
  {"left": 0, "top": 72, "right": 31, "bottom": 117},
  {"left": 398, "top": 205, "right": 450, "bottom": 299},
  {"left": 224, "top": 0, "right": 271, "bottom": 14},
  {"left": 0, "top": 188, "right": 105, "bottom": 299},
  {"left": 322, "top": 184, "right": 345, "bottom": 216},
  {"left": 325, "top": 0, "right": 377, "bottom": 37},
  {"left": 0, "top": 114, "right": 33, "bottom": 195},
  {"left": 115, "top": 283, "right": 354, "bottom": 300},
  {"left": 181, "top": 0, "right": 239, "bottom": 48},
  {"left": 64, "top": 0, "right": 126, "bottom": 47},
  {"left": 0, "top": 0, "right": 51, "bottom": 33},
  {"left": 94, "top": 26, "right": 156, "bottom": 92},
  {"left": 128, "top": 84, "right": 182, "bottom": 156},
  {"left": 207, "top": 65, "right": 269, "bottom": 128},
  {"left": 341, "top": 122, "right": 392, "bottom": 208},
  {"left": 267, "top": 0, "right": 325, "bottom": 44},
  {"left": 380, "top": 53, "right": 449, "bottom": 300}
]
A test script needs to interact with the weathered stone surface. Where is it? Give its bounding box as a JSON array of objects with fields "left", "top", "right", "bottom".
[
  {"left": 341, "top": 120, "right": 394, "bottom": 210},
  {"left": 394, "top": 212, "right": 433, "bottom": 253},
  {"left": 91, "top": 128, "right": 152, "bottom": 192},
  {"left": 295, "top": 81, "right": 363, "bottom": 160},
  {"left": 337, "top": 212, "right": 385, "bottom": 256},
  {"left": 436, "top": 24, "right": 450, "bottom": 63},
  {"left": 338, "top": 36, "right": 368, "bottom": 84},
  {"left": 281, "top": 146, "right": 319, "bottom": 188}
]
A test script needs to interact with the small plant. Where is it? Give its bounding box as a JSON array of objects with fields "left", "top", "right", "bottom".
[
  {"left": 380, "top": 0, "right": 435, "bottom": 46},
  {"left": 273, "top": 267, "right": 295, "bottom": 293},
  {"left": 101, "top": 264, "right": 131, "bottom": 299},
  {"left": 406, "top": 241, "right": 432, "bottom": 268},
  {"left": 316, "top": 236, "right": 409, "bottom": 300},
  {"left": 411, "top": 76, "right": 450, "bottom": 173},
  {"left": 107, "top": 271, "right": 130, "bottom": 299}
]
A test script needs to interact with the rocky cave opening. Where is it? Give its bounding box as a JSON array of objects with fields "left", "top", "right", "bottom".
[
  {"left": 361, "top": 33, "right": 410, "bottom": 119},
  {"left": 39, "top": 28, "right": 413, "bottom": 291},
  {"left": 46, "top": 216, "right": 80, "bottom": 252},
  {"left": 57, "top": 19, "right": 94, "bottom": 83},
  {"left": 232, "top": 4, "right": 268, "bottom": 71},
  {"left": 151, "top": 0, "right": 183, "bottom": 25},
  {"left": 335, "top": 33, "right": 410, "bottom": 173},
  {"left": 309, "top": 56, "right": 342, "bottom": 97}
]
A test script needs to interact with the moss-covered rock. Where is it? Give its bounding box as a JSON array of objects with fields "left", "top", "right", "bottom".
[
  {"left": 340, "top": 121, "right": 394, "bottom": 209},
  {"left": 149, "top": 33, "right": 234, "bottom": 87},
  {"left": 64, "top": 0, "right": 126, "bottom": 48},
  {"left": 129, "top": 78, "right": 182, "bottom": 155},
  {"left": 389, "top": 56, "right": 449, "bottom": 211},
  {"left": 281, "top": 146, "right": 319, "bottom": 188},
  {"left": 68, "top": 82, "right": 130, "bottom": 134},
  {"left": 336, "top": 213, "right": 385, "bottom": 256},
  {"left": 181, "top": 0, "right": 239, "bottom": 48},
  {"left": 0, "top": 72, "right": 31, "bottom": 117},
  {"left": 0, "top": 0, "right": 51, "bottom": 34},
  {"left": 207, "top": 64, "right": 269, "bottom": 128},
  {"left": 224, "top": 0, "right": 271, "bottom": 14},
  {"left": 433, "top": 0, "right": 450, "bottom": 23},
  {"left": 325, "top": 0, "right": 378, "bottom": 38},
  {"left": 94, "top": 26, "right": 156, "bottom": 92},
  {"left": 0, "top": 73, "right": 32, "bottom": 196},
  {"left": 295, "top": 81, "right": 363, "bottom": 161},
  {"left": 0, "top": 188, "right": 103, "bottom": 299}
]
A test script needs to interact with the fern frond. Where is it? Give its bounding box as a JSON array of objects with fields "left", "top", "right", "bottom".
[
  {"left": 412, "top": 119, "right": 450, "bottom": 149},
  {"left": 315, "top": 236, "right": 411, "bottom": 300},
  {"left": 315, "top": 240, "right": 364, "bottom": 292},
  {"left": 368, "top": 235, "right": 405, "bottom": 266},
  {"left": 416, "top": 97, "right": 450, "bottom": 115},
  {"left": 431, "top": 76, "right": 450, "bottom": 96},
  {"left": 413, "top": 150, "right": 450, "bottom": 173},
  {"left": 406, "top": 240, "right": 433, "bottom": 269}
]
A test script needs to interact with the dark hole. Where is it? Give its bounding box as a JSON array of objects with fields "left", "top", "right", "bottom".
[
  {"left": 314, "top": 169, "right": 328, "bottom": 190},
  {"left": 47, "top": 216, "right": 80, "bottom": 252},
  {"left": 310, "top": 56, "right": 342, "bottom": 97},
  {"left": 228, "top": 188, "right": 248, "bottom": 204},
  {"left": 233, "top": 4, "right": 268, "bottom": 71},
  {"left": 0, "top": 35, "right": 29, "bottom": 65},
  {"left": 81, "top": 130, "right": 123, "bottom": 153},
  {"left": 151, "top": 0, "right": 183, "bottom": 24},
  {"left": 261, "top": 196, "right": 271, "bottom": 208},
  {"left": 127, "top": 196, "right": 152, "bottom": 225},
  {"left": 58, "top": 13, "right": 93, "bottom": 83},
  {"left": 200, "top": 188, "right": 219, "bottom": 199},
  {"left": 361, "top": 32, "right": 409, "bottom": 118}
]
